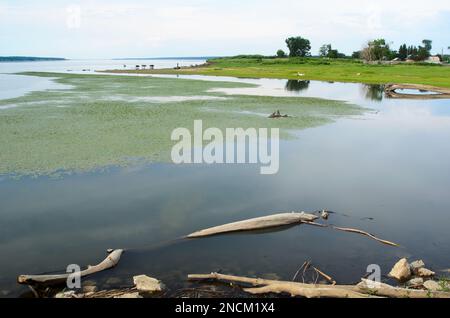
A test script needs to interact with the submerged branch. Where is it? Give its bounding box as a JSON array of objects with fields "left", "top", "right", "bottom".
[{"left": 331, "top": 226, "right": 400, "bottom": 247}]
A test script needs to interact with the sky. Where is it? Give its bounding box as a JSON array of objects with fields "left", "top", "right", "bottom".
[{"left": 1, "top": 0, "right": 449, "bottom": 59}]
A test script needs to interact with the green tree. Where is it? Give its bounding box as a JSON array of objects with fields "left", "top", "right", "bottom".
[
  {"left": 276, "top": 49, "right": 287, "bottom": 58},
  {"left": 417, "top": 46, "right": 430, "bottom": 61},
  {"left": 319, "top": 44, "right": 332, "bottom": 57},
  {"left": 398, "top": 44, "right": 408, "bottom": 60},
  {"left": 328, "top": 49, "right": 340, "bottom": 58},
  {"left": 361, "top": 39, "right": 392, "bottom": 61},
  {"left": 352, "top": 51, "right": 361, "bottom": 59},
  {"left": 407, "top": 45, "right": 418, "bottom": 58},
  {"left": 319, "top": 44, "right": 342, "bottom": 58},
  {"left": 422, "top": 40, "right": 432, "bottom": 52},
  {"left": 285, "top": 36, "right": 311, "bottom": 57},
  {"left": 406, "top": 44, "right": 429, "bottom": 61}
]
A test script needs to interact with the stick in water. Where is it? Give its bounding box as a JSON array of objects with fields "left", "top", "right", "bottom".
[{"left": 332, "top": 226, "right": 399, "bottom": 247}]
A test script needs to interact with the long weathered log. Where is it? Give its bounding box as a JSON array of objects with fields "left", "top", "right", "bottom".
[
  {"left": 188, "top": 273, "right": 450, "bottom": 298},
  {"left": 188, "top": 273, "right": 377, "bottom": 298},
  {"left": 18, "top": 249, "right": 124, "bottom": 286},
  {"left": 356, "top": 279, "right": 450, "bottom": 299},
  {"left": 187, "top": 212, "right": 318, "bottom": 238}
]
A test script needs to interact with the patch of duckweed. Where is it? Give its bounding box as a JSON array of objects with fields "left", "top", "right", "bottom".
[{"left": 0, "top": 72, "right": 365, "bottom": 177}]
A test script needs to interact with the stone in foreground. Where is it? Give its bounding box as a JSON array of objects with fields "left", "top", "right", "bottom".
[
  {"left": 417, "top": 268, "right": 435, "bottom": 278},
  {"left": 406, "top": 277, "right": 424, "bottom": 287},
  {"left": 423, "top": 280, "right": 441, "bottom": 292},
  {"left": 410, "top": 260, "right": 425, "bottom": 273},
  {"left": 133, "top": 275, "right": 163, "bottom": 294},
  {"left": 388, "top": 258, "right": 412, "bottom": 281},
  {"left": 55, "top": 291, "right": 76, "bottom": 298}
]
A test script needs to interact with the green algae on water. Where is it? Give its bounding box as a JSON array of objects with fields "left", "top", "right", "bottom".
[{"left": 0, "top": 72, "right": 364, "bottom": 177}]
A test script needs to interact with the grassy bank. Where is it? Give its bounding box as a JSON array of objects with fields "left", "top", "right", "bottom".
[
  {"left": 105, "top": 57, "right": 450, "bottom": 88},
  {"left": 0, "top": 72, "right": 364, "bottom": 177}
]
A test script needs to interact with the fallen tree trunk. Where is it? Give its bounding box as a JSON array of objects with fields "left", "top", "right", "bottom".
[
  {"left": 188, "top": 273, "right": 377, "bottom": 298},
  {"left": 188, "top": 273, "right": 450, "bottom": 298},
  {"left": 18, "top": 249, "right": 124, "bottom": 286},
  {"left": 187, "top": 212, "right": 318, "bottom": 238}
]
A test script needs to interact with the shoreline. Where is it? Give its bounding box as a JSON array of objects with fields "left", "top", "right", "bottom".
[
  {"left": 99, "top": 58, "right": 450, "bottom": 90},
  {"left": 13, "top": 212, "right": 450, "bottom": 298}
]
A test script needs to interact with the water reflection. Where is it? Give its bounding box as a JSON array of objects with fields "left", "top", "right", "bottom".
[
  {"left": 360, "top": 84, "right": 385, "bottom": 101},
  {"left": 285, "top": 80, "right": 310, "bottom": 92},
  {"left": 0, "top": 74, "right": 72, "bottom": 100}
]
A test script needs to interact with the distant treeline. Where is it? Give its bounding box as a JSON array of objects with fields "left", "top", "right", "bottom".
[
  {"left": 114, "top": 56, "right": 220, "bottom": 60},
  {"left": 210, "top": 55, "right": 356, "bottom": 62},
  {"left": 234, "top": 36, "right": 447, "bottom": 63},
  {"left": 0, "top": 56, "right": 66, "bottom": 62}
]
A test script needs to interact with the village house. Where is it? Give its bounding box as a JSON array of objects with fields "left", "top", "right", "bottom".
[{"left": 426, "top": 55, "right": 442, "bottom": 64}]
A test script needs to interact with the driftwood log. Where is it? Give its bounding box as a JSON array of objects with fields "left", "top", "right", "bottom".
[
  {"left": 187, "top": 212, "right": 318, "bottom": 238},
  {"left": 385, "top": 83, "right": 450, "bottom": 99},
  {"left": 187, "top": 211, "right": 399, "bottom": 247},
  {"left": 188, "top": 273, "right": 450, "bottom": 299},
  {"left": 188, "top": 273, "right": 377, "bottom": 298},
  {"left": 18, "top": 249, "right": 124, "bottom": 286}
]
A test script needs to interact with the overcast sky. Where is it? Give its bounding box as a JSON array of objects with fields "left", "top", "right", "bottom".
[{"left": 1, "top": 0, "right": 449, "bottom": 58}]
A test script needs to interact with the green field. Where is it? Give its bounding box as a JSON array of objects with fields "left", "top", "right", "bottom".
[
  {"left": 0, "top": 72, "right": 364, "bottom": 177},
  {"left": 108, "top": 57, "right": 450, "bottom": 88}
]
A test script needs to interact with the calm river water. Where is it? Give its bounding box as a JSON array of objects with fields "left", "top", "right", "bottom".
[{"left": 0, "top": 60, "right": 449, "bottom": 297}]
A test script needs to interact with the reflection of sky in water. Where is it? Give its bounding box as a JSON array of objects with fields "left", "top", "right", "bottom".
[
  {"left": 0, "top": 63, "right": 450, "bottom": 296},
  {"left": 0, "top": 59, "right": 206, "bottom": 101},
  {"left": 396, "top": 89, "right": 440, "bottom": 95},
  {"left": 0, "top": 59, "right": 205, "bottom": 75},
  {"left": 154, "top": 74, "right": 450, "bottom": 117},
  {"left": 0, "top": 75, "right": 72, "bottom": 100}
]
